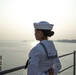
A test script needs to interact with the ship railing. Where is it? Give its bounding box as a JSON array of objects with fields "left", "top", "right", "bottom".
[{"left": 0, "top": 51, "right": 76, "bottom": 75}]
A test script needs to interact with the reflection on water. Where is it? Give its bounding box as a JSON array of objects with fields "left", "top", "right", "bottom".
[{"left": 31, "top": 41, "right": 39, "bottom": 47}]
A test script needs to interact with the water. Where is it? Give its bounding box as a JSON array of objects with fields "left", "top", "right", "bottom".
[{"left": 0, "top": 40, "right": 76, "bottom": 75}]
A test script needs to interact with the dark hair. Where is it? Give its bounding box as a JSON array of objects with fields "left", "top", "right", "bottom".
[{"left": 37, "top": 29, "right": 54, "bottom": 37}]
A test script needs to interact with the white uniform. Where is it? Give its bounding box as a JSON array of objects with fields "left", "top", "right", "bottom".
[{"left": 27, "top": 40, "right": 61, "bottom": 75}]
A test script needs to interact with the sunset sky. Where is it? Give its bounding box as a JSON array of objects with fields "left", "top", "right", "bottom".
[{"left": 0, "top": 0, "right": 76, "bottom": 40}]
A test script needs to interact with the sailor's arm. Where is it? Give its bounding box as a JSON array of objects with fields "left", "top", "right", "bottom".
[
  {"left": 51, "top": 58, "right": 62, "bottom": 74},
  {"left": 27, "top": 49, "right": 42, "bottom": 75}
]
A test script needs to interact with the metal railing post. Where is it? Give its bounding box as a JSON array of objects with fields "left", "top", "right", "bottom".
[
  {"left": 0, "top": 56, "right": 2, "bottom": 71},
  {"left": 73, "top": 51, "right": 75, "bottom": 75}
]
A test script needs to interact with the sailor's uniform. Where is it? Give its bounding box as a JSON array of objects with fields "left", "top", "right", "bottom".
[{"left": 27, "top": 40, "right": 61, "bottom": 75}]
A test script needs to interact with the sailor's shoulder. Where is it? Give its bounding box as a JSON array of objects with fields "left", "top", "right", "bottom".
[{"left": 31, "top": 43, "right": 44, "bottom": 54}]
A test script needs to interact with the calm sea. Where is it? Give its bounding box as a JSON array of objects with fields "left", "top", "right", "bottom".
[{"left": 0, "top": 40, "right": 76, "bottom": 75}]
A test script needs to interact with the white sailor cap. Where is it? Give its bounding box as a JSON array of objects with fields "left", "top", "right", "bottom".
[{"left": 33, "top": 21, "right": 53, "bottom": 30}]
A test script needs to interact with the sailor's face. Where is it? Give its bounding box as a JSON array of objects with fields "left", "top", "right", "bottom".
[{"left": 34, "top": 29, "right": 42, "bottom": 41}]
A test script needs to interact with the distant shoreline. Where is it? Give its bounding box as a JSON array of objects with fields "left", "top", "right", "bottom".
[{"left": 55, "top": 39, "right": 76, "bottom": 43}]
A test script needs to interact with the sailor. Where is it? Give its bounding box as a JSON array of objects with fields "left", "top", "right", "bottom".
[{"left": 27, "top": 21, "right": 62, "bottom": 75}]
